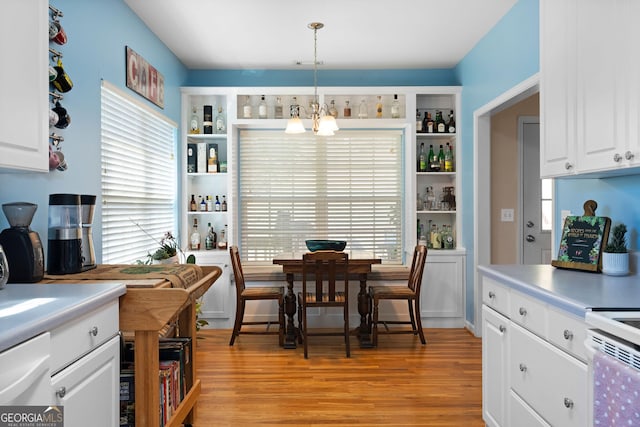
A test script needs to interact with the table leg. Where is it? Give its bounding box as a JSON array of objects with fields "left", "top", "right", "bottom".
[
  {"left": 283, "top": 272, "right": 298, "bottom": 349},
  {"left": 357, "top": 273, "right": 374, "bottom": 348}
]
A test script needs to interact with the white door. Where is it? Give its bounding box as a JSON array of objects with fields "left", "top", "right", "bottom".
[{"left": 521, "top": 119, "right": 552, "bottom": 264}]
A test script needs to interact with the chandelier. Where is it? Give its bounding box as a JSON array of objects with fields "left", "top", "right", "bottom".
[{"left": 285, "top": 22, "right": 339, "bottom": 136}]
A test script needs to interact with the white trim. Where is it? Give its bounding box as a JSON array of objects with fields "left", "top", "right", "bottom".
[
  {"left": 473, "top": 73, "right": 540, "bottom": 337},
  {"left": 101, "top": 79, "right": 177, "bottom": 128}
]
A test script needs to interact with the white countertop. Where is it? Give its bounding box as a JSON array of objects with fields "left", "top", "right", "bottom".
[
  {"left": 477, "top": 264, "right": 640, "bottom": 317},
  {"left": 0, "top": 282, "right": 126, "bottom": 352}
]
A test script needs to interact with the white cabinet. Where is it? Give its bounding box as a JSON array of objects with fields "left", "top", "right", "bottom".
[
  {"left": 0, "top": 0, "right": 48, "bottom": 172},
  {"left": 186, "top": 250, "right": 232, "bottom": 322},
  {"left": 50, "top": 335, "right": 120, "bottom": 427},
  {"left": 481, "top": 276, "right": 588, "bottom": 426},
  {"left": 540, "top": 0, "right": 640, "bottom": 177},
  {"left": 0, "top": 332, "right": 51, "bottom": 405},
  {"left": 421, "top": 253, "right": 465, "bottom": 327}
]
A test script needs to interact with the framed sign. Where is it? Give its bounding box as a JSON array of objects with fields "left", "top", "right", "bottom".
[
  {"left": 125, "top": 46, "right": 164, "bottom": 108},
  {"left": 551, "top": 210, "right": 611, "bottom": 273}
]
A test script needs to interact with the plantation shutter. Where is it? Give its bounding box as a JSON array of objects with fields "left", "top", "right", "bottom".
[
  {"left": 238, "top": 129, "right": 404, "bottom": 264},
  {"left": 100, "top": 81, "right": 177, "bottom": 264}
]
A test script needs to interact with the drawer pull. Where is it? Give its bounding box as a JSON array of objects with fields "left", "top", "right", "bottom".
[
  {"left": 564, "top": 397, "right": 574, "bottom": 409},
  {"left": 499, "top": 325, "right": 506, "bottom": 333},
  {"left": 614, "top": 153, "right": 623, "bottom": 162},
  {"left": 56, "top": 387, "right": 66, "bottom": 398},
  {"left": 89, "top": 326, "right": 99, "bottom": 336},
  {"left": 563, "top": 329, "right": 573, "bottom": 340},
  {"left": 519, "top": 307, "right": 527, "bottom": 316},
  {"left": 626, "top": 151, "right": 635, "bottom": 160},
  {"left": 565, "top": 162, "right": 573, "bottom": 170},
  {"left": 488, "top": 291, "right": 495, "bottom": 299},
  {"left": 519, "top": 363, "right": 527, "bottom": 372}
]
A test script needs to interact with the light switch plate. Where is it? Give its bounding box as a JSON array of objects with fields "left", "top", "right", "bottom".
[{"left": 501, "top": 208, "right": 514, "bottom": 222}]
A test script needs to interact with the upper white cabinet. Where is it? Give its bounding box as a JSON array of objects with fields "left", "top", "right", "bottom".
[
  {"left": 0, "top": 0, "right": 48, "bottom": 172},
  {"left": 540, "top": 0, "right": 640, "bottom": 177}
]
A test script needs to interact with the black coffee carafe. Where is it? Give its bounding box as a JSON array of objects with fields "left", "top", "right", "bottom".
[
  {"left": 47, "top": 193, "right": 82, "bottom": 275},
  {"left": 0, "top": 202, "right": 45, "bottom": 282}
]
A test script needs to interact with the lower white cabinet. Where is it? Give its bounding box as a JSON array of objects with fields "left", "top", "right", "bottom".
[
  {"left": 187, "top": 250, "right": 232, "bottom": 322},
  {"left": 0, "top": 332, "right": 51, "bottom": 405},
  {"left": 481, "top": 276, "right": 587, "bottom": 427},
  {"left": 50, "top": 335, "right": 120, "bottom": 427},
  {"left": 420, "top": 252, "right": 465, "bottom": 327}
]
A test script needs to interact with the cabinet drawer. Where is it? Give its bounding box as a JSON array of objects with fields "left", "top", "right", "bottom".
[
  {"left": 547, "top": 307, "right": 587, "bottom": 363},
  {"left": 510, "top": 323, "right": 587, "bottom": 427},
  {"left": 482, "top": 277, "right": 510, "bottom": 316},
  {"left": 509, "top": 390, "right": 551, "bottom": 427},
  {"left": 509, "top": 291, "right": 547, "bottom": 337},
  {"left": 50, "top": 300, "right": 119, "bottom": 374}
]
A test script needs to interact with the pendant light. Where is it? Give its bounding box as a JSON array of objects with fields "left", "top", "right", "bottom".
[{"left": 285, "top": 22, "right": 339, "bottom": 136}]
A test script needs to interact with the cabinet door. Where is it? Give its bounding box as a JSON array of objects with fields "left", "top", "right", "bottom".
[
  {"left": 0, "top": 332, "right": 51, "bottom": 405},
  {"left": 622, "top": 0, "right": 640, "bottom": 168},
  {"left": 0, "top": 0, "right": 48, "bottom": 172},
  {"left": 50, "top": 335, "right": 120, "bottom": 427},
  {"left": 420, "top": 254, "right": 464, "bottom": 322},
  {"left": 540, "top": 0, "right": 577, "bottom": 178},
  {"left": 482, "top": 305, "right": 509, "bottom": 427},
  {"left": 189, "top": 251, "right": 232, "bottom": 319}
]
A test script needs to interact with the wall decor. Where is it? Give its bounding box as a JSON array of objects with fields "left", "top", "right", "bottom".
[
  {"left": 125, "top": 46, "right": 164, "bottom": 108},
  {"left": 551, "top": 200, "right": 611, "bottom": 273}
]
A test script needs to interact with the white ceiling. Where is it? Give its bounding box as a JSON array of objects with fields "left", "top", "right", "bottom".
[{"left": 123, "top": 0, "right": 518, "bottom": 70}]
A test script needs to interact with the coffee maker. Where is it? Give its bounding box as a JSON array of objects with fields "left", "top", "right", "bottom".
[
  {"left": 0, "top": 202, "right": 45, "bottom": 282},
  {"left": 80, "top": 194, "right": 96, "bottom": 271},
  {"left": 47, "top": 193, "right": 82, "bottom": 275}
]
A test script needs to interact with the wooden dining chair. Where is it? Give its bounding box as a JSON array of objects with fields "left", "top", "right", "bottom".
[
  {"left": 229, "top": 246, "right": 285, "bottom": 346},
  {"left": 297, "top": 250, "right": 350, "bottom": 358},
  {"left": 368, "top": 245, "right": 428, "bottom": 347}
]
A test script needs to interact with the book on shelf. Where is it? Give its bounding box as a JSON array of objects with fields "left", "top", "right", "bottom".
[{"left": 119, "top": 369, "right": 135, "bottom": 427}]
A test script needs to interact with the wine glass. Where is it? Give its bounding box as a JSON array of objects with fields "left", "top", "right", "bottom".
[{"left": 0, "top": 244, "right": 8, "bottom": 290}]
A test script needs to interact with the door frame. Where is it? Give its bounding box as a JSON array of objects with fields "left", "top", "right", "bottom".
[
  {"left": 517, "top": 115, "right": 540, "bottom": 264},
  {"left": 472, "top": 74, "right": 539, "bottom": 336}
]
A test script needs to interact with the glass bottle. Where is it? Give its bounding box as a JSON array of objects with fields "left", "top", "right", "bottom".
[
  {"left": 200, "top": 195, "right": 206, "bottom": 211},
  {"left": 438, "top": 145, "right": 445, "bottom": 171},
  {"left": 221, "top": 195, "right": 227, "bottom": 212},
  {"left": 258, "top": 95, "right": 267, "bottom": 119},
  {"left": 329, "top": 100, "right": 338, "bottom": 118},
  {"left": 243, "top": 96, "right": 252, "bottom": 118},
  {"left": 426, "top": 145, "right": 435, "bottom": 172},
  {"left": 215, "top": 195, "right": 221, "bottom": 212},
  {"left": 207, "top": 146, "right": 217, "bottom": 173},
  {"left": 375, "top": 95, "right": 383, "bottom": 118},
  {"left": 290, "top": 97, "right": 300, "bottom": 118},
  {"left": 429, "top": 145, "right": 441, "bottom": 172},
  {"left": 426, "top": 112, "right": 434, "bottom": 133},
  {"left": 358, "top": 98, "right": 368, "bottom": 119},
  {"left": 206, "top": 195, "right": 213, "bottom": 211},
  {"left": 205, "top": 222, "right": 216, "bottom": 250},
  {"left": 189, "top": 107, "right": 200, "bottom": 134},
  {"left": 419, "top": 143, "right": 427, "bottom": 172},
  {"left": 203, "top": 105, "right": 213, "bottom": 134},
  {"left": 447, "top": 110, "right": 456, "bottom": 133},
  {"left": 215, "top": 106, "right": 226, "bottom": 133},
  {"left": 190, "top": 218, "right": 201, "bottom": 250},
  {"left": 416, "top": 109, "right": 423, "bottom": 132},
  {"left": 274, "top": 97, "right": 284, "bottom": 119},
  {"left": 444, "top": 143, "right": 454, "bottom": 172},
  {"left": 217, "top": 224, "right": 228, "bottom": 250},
  {"left": 189, "top": 194, "right": 196, "bottom": 212},
  {"left": 418, "top": 223, "right": 427, "bottom": 247},
  {"left": 443, "top": 225, "right": 455, "bottom": 249},
  {"left": 343, "top": 100, "right": 351, "bottom": 118},
  {"left": 391, "top": 94, "right": 400, "bottom": 118},
  {"left": 436, "top": 111, "right": 446, "bottom": 133},
  {"left": 430, "top": 224, "right": 441, "bottom": 249}
]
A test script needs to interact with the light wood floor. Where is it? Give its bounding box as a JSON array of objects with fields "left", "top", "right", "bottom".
[{"left": 193, "top": 328, "right": 483, "bottom": 426}]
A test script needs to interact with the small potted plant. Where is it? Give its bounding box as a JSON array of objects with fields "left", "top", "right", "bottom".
[
  {"left": 602, "top": 223, "right": 630, "bottom": 276},
  {"left": 147, "top": 231, "right": 181, "bottom": 264}
]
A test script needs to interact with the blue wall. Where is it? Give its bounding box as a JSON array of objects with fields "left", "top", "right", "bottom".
[{"left": 0, "top": 0, "right": 188, "bottom": 262}]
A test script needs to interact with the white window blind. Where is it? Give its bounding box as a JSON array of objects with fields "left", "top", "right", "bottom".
[
  {"left": 238, "top": 130, "right": 404, "bottom": 264},
  {"left": 101, "top": 81, "right": 177, "bottom": 264}
]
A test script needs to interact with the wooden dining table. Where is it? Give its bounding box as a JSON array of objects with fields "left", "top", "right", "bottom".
[{"left": 273, "top": 253, "right": 382, "bottom": 349}]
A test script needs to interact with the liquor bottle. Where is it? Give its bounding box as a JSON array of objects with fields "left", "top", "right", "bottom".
[
  {"left": 207, "top": 147, "right": 217, "bottom": 173},
  {"left": 217, "top": 224, "right": 228, "bottom": 250},
  {"left": 430, "top": 224, "right": 441, "bottom": 249},
  {"left": 205, "top": 222, "right": 217, "bottom": 250},
  {"left": 215, "top": 196, "right": 221, "bottom": 212},
  {"left": 290, "top": 97, "right": 300, "bottom": 118},
  {"left": 343, "top": 100, "right": 351, "bottom": 118},
  {"left": 418, "top": 223, "right": 427, "bottom": 247},
  {"left": 426, "top": 145, "right": 435, "bottom": 172},
  {"left": 375, "top": 96, "right": 383, "bottom": 118},
  {"left": 436, "top": 111, "right": 446, "bottom": 133},
  {"left": 418, "top": 143, "right": 427, "bottom": 172},
  {"left": 438, "top": 145, "right": 445, "bottom": 171},
  {"left": 221, "top": 195, "right": 227, "bottom": 212},
  {"left": 206, "top": 195, "right": 213, "bottom": 211},
  {"left": 416, "top": 110, "right": 423, "bottom": 132},
  {"left": 443, "top": 225, "right": 455, "bottom": 249},
  {"left": 329, "top": 100, "right": 338, "bottom": 118},
  {"left": 190, "top": 218, "right": 201, "bottom": 250},
  {"left": 444, "top": 143, "right": 454, "bottom": 172},
  {"left": 215, "top": 106, "right": 226, "bottom": 133},
  {"left": 189, "top": 194, "right": 196, "bottom": 212},
  {"left": 258, "top": 95, "right": 267, "bottom": 119},
  {"left": 274, "top": 97, "right": 284, "bottom": 119},
  {"left": 189, "top": 107, "right": 200, "bottom": 134},
  {"left": 427, "top": 112, "right": 435, "bottom": 133},
  {"left": 200, "top": 196, "right": 207, "bottom": 211},
  {"left": 447, "top": 110, "right": 456, "bottom": 133},
  {"left": 429, "top": 145, "right": 441, "bottom": 172},
  {"left": 243, "top": 96, "right": 252, "bottom": 118},
  {"left": 358, "top": 99, "right": 368, "bottom": 119},
  {"left": 391, "top": 94, "right": 400, "bottom": 118},
  {"left": 203, "top": 105, "right": 213, "bottom": 134}
]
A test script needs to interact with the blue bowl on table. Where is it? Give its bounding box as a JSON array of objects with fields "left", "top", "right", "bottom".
[{"left": 305, "top": 240, "right": 347, "bottom": 252}]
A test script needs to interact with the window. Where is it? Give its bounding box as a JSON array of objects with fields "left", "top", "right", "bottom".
[
  {"left": 238, "top": 129, "right": 404, "bottom": 264},
  {"left": 100, "top": 81, "right": 177, "bottom": 264}
]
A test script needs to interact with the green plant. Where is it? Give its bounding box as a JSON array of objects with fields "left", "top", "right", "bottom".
[
  {"left": 604, "top": 223, "right": 628, "bottom": 253},
  {"left": 195, "top": 298, "right": 208, "bottom": 332}
]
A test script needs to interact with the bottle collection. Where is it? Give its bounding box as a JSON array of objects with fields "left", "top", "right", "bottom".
[
  {"left": 236, "top": 94, "right": 405, "bottom": 120},
  {"left": 416, "top": 109, "right": 455, "bottom": 134},
  {"left": 417, "top": 220, "right": 455, "bottom": 250},
  {"left": 417, "top": 186, "right": 456, "bottom": 212},
  {"left": 187, "top": 142, "right": 227, "bottom": 174},
  {"left": 189, "top": 194, "right": 227, "bottom": 213},
  {"left": 189, "top": 103, "right": 226, "bottom": 134},
  {"left": 190, "top": 218, "right": 227, "bottom": 251},
  {"left": 417, "top": 142, "right": 455, "bottom": 172}
]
